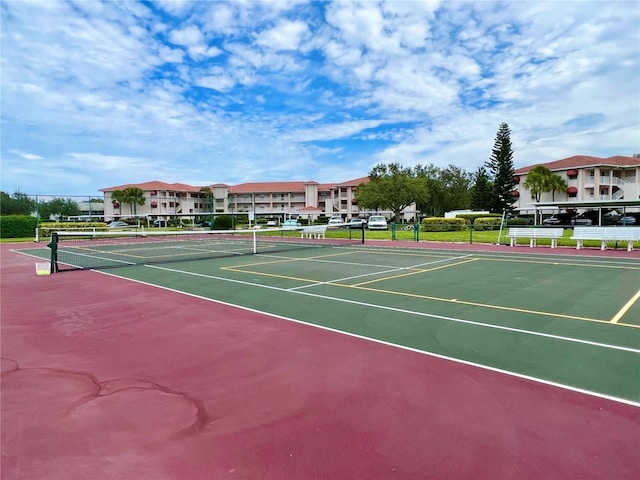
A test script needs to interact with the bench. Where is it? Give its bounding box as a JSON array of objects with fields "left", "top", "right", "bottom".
[
  {"left": 571, "top": 227, "right": 640, "bottom": 251},
  {"left": 508, "top": 227, "right": 564, "bottom": 248},
  {"left": 301, "top": 226, "right": 327, "bottom": 239}
]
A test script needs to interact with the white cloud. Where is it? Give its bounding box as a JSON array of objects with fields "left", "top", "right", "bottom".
[
  {"left": 0, "top": 0, "right": 638, "bottom": 196},
  {"left": 256, "top": 19, "right": 309, "bottom": 51},
  {"left": 169, "top": 24, "right": 203, "bottom": 47}
]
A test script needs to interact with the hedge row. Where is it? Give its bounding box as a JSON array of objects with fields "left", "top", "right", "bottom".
[
  {"left": 420, "top": 216, "right": 505, "bottom": 231},
  {"left": 38, "top": 222, "right": 108, "bottom": 237},
  {"left": 0, "top": 215, "right": 39, "bottom": 238},
  {"left": 420, "top": 217, "right": 467, "bottom": 232}
]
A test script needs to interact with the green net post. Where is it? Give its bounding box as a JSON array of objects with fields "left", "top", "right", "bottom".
[
  {"left": 391, "top": 222, "right": 396, "bottom": 240},
  {"left": 414, "top": 222, "right": 420, "bottom": 242},
  {"left": 468, "top": 224, "right": 474, "bottom": 244},
  {"left": 47, "top": 232, "right": 59, "bottom": 273}
]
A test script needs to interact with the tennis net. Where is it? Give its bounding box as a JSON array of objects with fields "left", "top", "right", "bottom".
[{"left": 48, "top": 225, "right": 364, "bottom": 272}]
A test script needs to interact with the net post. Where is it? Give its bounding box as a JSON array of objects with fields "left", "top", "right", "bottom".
[
  {"left": 253, "top": 229, "right": 257, "bottom": 254},
  {"left": 47, "top": 232, "right": 59, "bottom": 273}
]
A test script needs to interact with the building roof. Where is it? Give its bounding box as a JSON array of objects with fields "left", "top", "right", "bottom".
[
  {"left": 100, "top": 181, "right": 204, "bottom": 192},
  {"left": 515, "top": 155, "right": 640, "bottom": 174},
  {"left": 334, "top": 176, "right": 369, "bottom": 187},
  {"left": 296, "top": 206, "right": 323, "bottom": 212},
  {"left": 227, "top": 181, "right": 308, "bottom": 194}
]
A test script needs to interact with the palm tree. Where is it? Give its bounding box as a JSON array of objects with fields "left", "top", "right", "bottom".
[
  {"left": 111, "top": 189, "right": 127, "bottom": 214},
  {"left": 547, "top": 174, "right": 568, "bottom": 201},
  {"left": 122, "top": 187, "right": 145, "bottom": 215},
  {"left": 523, "top": 165, "right": 553, "bottom": 202},
  {"left": 199, "top": 186, "right": 214, "bottom": 228}
]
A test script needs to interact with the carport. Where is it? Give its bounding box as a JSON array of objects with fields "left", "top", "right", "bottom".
[{"left": 517, "top": 199, "right": 640, "bottom": 226}]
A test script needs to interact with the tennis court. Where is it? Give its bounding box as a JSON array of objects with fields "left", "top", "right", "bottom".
[{"left": 2, "top": 234, "right": 639, "bottom": 479}]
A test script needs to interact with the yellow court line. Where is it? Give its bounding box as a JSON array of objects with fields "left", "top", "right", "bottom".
[
  {"left": 230, "top": 250, "right": 359, "bottom": 269},
  {"left": 610, "top": 288, "right": 640, "bottom": 324},
  {"left": 337, "top": 282, "right": 617, "bottom": 325},
  {"left": 221, "top": 266, "right": 320, "bottom": 284},
  {"left": 353, "top": 258, "right": 479, "bottom": 287}
]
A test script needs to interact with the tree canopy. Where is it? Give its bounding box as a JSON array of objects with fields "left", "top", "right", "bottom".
[
  {"left": 470, "top": 166, "right": 493, "bottom": 211},
  {"left": 0, "top": 191, "right": 36, "bottom": 215},
  {"left": 414, "top": 164, "right": 471, "bottom": 217},
  {"left": 39, "top": 198, "right": 80, "bottom": 220},
  {"left": 355, "top": 163, "right": 428, "bottom": 221}
]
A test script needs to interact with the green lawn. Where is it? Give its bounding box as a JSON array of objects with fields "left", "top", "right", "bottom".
[{"left": 3, "top": 225, "right": 639, "bottom": 250}]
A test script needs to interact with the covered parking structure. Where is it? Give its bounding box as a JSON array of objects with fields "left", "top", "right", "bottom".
[{"left": 517, "top": 199, "right": 640, "bottom": 226}]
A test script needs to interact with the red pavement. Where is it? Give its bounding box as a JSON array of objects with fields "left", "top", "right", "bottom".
[{"left": 1, "top": 243, "right": 639, "bottom": 479}]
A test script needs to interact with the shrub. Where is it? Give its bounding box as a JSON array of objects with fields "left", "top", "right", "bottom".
[
  {"left": 506, "top": 218, "right": 529, "bottom": 226},
  {"left": 421, "top": 217, "right": 466, "bottom": 232},
  {"left": 213, "top": 215, "right": 233, "bottom": 230},
  {"left": 456, "top": 213, "right": 502, "bottom": 224},
  {"left": 0, "top": 215, "right": 39, "bottom": 238},
  {"left": 474, "top": 217, "right": 503, "bottom": 231},
  {"left": 38, "top": 221, "right": 108, "bottom": 237}
]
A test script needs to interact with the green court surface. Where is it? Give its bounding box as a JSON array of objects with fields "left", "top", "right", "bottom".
[{"left": 82, "top": 245, "right": 640, "bottom": 405}]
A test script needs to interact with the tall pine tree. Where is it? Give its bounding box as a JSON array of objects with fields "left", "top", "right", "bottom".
[{"left": 485, "top": 122, "right": 517, "bottom": 213}]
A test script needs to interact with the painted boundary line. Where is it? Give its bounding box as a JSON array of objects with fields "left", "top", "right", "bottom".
[
  {"left": 95, "top": 268, "right": 640, "bottom": 408},
  {"left": 144, "top": 264, "right": 640, "bottom": 354}
]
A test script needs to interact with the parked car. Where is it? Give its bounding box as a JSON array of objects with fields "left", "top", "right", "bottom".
[
  {"left": 266, "top": 219, "right": 279, "bottom": 227},
  {"left": 542, "top": 213, "right": 576, "bottom": 225},
  {"left": 572, "top": 215, "right": 593, "bottom": 226},
  {"left": 367, "top": 215, "right": 388, "bottom": 230},
  {"left": 282, "top": 219, "right": 302, "bottom": 230},
  {"left": 616, "top": 215, "right": 637, "bottom": 225},
  {"left": 348, "top": 218, "right": 367, "bottom": 229},
  {"left": 107, "top": 221, "right": 131, "bottom": 228},
  {"left": 328, "top": 217, "right": 343, "bottom": 227}
]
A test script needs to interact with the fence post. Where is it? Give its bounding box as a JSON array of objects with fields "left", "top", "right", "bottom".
[{"left": 468, "top": 224, "right": 474, "bottom": 244}]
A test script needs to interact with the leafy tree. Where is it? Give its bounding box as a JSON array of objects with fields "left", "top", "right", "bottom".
[
  {"left": 414, "top": 164, "right": 471, "bottom": 217},
  {"left": 355, "top": 163, "right": 428, "bottom": 221},
  {"left": 485, "top": 122, "right": 517, "bottom": 213},
  {"left": 40, "top": 198, "right": 80, "bottom": 220},
  {"left": 0, "top": 191, "right": 36, "bottom": 215},
  {"left": 470, "top": 167, "right": 493, "bottom": 211}
]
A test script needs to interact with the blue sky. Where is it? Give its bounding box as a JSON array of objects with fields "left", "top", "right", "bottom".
[{"left": 1, "top": 0, "right": 639, "bottom": 197}]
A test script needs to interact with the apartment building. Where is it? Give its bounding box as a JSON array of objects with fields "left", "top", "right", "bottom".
[
  {"left": 100, "top": 177, "right": 370, "bottom": 222},
  {"left": 101, "top": 155, "right": 640, "bottom": 222},
  {"left": 513, "top": 155, "right": 640, "bottom": 210}
]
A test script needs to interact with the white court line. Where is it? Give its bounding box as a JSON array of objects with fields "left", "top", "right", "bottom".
[
  {"left": 287, "top": 254, "right": 473, "bottom": 291},
  {"left": 95, "top": 267, "right": 640, "bottom": 408},
  {"left": 144, "top": 264, "right": 640, "bottom": 354}
]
